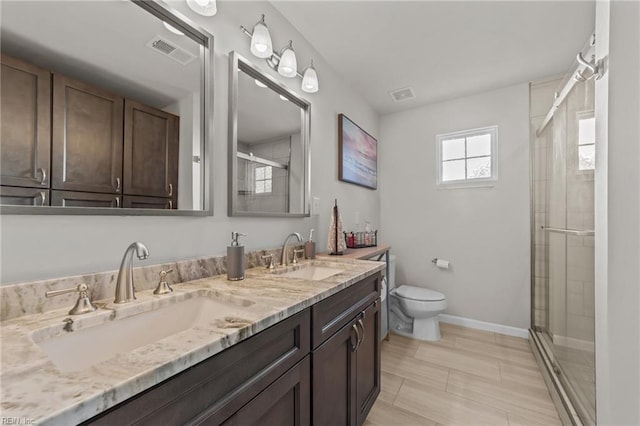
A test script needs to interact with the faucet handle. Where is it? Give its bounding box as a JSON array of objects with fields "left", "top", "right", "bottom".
[
  {"left": 292, "top": 249, "right": 304, "bottom": 264},
  {"left": 154, "top": 269, "right": 174, "bottom": 295},
  {"left": 46, "top": 283, "right": 98, "bottom": 315},
  {"left": 261, "top": 254, "right": 276, "bottom": 269}
]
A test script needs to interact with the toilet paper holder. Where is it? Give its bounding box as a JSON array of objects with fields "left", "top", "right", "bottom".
[{"left": 431, "top": 258, "right": 451, "bottom": 269}]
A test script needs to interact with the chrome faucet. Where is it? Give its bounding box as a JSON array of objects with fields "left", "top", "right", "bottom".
[
  {"left": 115, "top": 242, "right": 149, "bottom": 304},
  {"left": 281, "top": 232, "right": 303, "bottom": 267}
]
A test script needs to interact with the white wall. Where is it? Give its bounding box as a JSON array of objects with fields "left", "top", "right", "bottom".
[
  {"left": 0, "top": 1, "right": 380, "bottom": 284},
  {"left": 594, "top": 0, "right": 640, "bottom": 424},
  {"left": 380, "top": 83, "right": 531, "bottom": 329}
]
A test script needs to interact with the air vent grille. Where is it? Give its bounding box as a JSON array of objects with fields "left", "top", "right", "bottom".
[
  {"left": 389, "top": 87, "right": 416, "bottom": 102},
  {"left": 146, "top": 36, "right": 197, "bottom": 66}
]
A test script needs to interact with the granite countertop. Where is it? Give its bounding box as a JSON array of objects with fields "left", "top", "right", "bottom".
[{"left": 0, "top": 258, "right": 385, "bottom": 425}]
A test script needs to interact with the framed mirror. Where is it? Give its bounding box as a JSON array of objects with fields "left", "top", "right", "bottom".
[
  {"left": 228, "top": 51, "right": 310, "bottom": 217},
  {"left": 0, "top": 0, "right": 213, "bottom": 215}
]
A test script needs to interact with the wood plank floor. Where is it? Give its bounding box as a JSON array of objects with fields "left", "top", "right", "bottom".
[{"left": 365, "top": 323, "right": 561, "bottom": 426}]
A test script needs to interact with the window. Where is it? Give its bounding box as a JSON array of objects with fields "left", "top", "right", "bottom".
[
  {"left": 578, "top": 115, "right": 595, "bottom": 171},
  {"left": 437, "top": 126, "right": 498, "bottom": 186},
  {"left": 254, "top": 165, "right": 272, "bottom": 194}
]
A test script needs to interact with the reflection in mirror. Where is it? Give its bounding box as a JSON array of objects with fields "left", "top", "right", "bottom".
[
  {"left": 229, "top": 52, "right": 310, "bottom": 217},
  {"left": 0, "top": 1, "right": 212, "bottom": 215}
]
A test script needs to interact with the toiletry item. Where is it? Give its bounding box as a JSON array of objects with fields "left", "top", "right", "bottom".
[
  {"left": 227, "top": 232, "right": 247, "bottom": 280},
  {"left": 305, "top": 229, "right": 316, "bottom": 259}
]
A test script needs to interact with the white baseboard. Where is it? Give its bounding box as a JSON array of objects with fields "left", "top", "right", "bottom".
[
  {"left": 552, "top": 334, "right": 595, "bottom": 352},
  {"left": 439, "top": 314, "right": 529, "bottom": 339}
]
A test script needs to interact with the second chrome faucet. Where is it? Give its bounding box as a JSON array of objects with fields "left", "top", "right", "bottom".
[
  {"left": 115, "top": 242, "right": 149, "bottom": 304},
  {"left": 281, "top": 232, "right": 302, "bottom": 267}
]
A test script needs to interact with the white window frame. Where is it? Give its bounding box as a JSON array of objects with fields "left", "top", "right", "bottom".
[
  {"left": 436, "top": 125, "right": 498, "bottom": 189},
  {"left": 254, "top": 165, "right": 273, "bottom": 194},
  {"left": 577, "top": 110, "right": 595, "bottom": 173}
]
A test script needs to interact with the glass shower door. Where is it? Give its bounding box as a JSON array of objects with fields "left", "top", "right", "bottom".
[{"left": 533, "top": 77, "right": 596, "bottom": 425}]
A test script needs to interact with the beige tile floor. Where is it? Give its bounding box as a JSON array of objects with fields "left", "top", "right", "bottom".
[{"left": 364, "top": 323, "right": 562, "bottom": 426}]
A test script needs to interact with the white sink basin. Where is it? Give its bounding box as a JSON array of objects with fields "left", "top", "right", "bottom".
[
  {"left": 280, "top": 266, "right": 344, "bottom": 281},
  {"left": 32, "top": 295, "right": 252, "bottom": 372}
]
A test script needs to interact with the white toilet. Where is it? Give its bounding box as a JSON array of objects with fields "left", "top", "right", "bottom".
[{"left": 390, "top": 285, "right": 447, "bottom": 341}]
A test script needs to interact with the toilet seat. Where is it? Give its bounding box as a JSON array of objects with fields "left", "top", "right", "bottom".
[{"left": 394, "top": 285, "right": 445, "bottom": 302}]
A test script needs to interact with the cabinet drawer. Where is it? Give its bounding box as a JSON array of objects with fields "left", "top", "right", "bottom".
[
  {"left": 311, "top": 272, "right": 380, "bottom": 349},
  {"left": 85, "top": 309, "right": 310, "bottom": 426}
]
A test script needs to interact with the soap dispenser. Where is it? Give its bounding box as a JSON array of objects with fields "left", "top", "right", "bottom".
[{"left": 227, "top": 232, "right": 247, "bottom": 281}]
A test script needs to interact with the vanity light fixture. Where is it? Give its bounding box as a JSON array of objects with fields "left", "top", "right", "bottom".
[
  {"left": 255, "top": 79, "right": 268, "bottom": 88},
  {"left": 301, "top": 60, "right": 319, "bottom": 93},
  {"left": 163, "top": 22, "right": 184, "bottom": 36},
  {"left": 250, "top": 14, "right": 273, "bottom": 59},
  {"left": 241, "top": 14, "right": 320, "bottom": 93},
  {"left": 279, "top": 94, "right": 289, "bottom": 101},
  {"left": 186, "top": 0, "right": 217, "bottom": 17},
  {"left": 277, "top": 41, "right": 297, "bottom": 78}
]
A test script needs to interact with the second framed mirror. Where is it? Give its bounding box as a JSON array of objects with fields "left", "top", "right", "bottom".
[{"left": 228, "top": 51, "right": 310, "bottom": 217}]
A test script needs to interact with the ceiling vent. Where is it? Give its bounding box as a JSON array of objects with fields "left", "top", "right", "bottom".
[
  {"left": 146, "top": 36, "right": 197, "bottom": 66},
  {"left": 389, "top": 87, "right": 416, "bottom": 102}
]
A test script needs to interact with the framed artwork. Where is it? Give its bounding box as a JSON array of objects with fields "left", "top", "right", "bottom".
[{"left": 338, "top": 114, "right": 377, "bottom": 189}]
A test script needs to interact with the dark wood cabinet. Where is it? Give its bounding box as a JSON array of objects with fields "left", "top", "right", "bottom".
[
  {"left": 122, "top": 195, "right": 173, "bottom": 210},
  {"left": 217, "top": 356, "right": 310, "bottom": 426},
  {"left": 312, "top": 316, "right": 359, "bottom": 425},
  {"left": 1, "top": 54, "right": 181, "bottom": 209},
  {"left": 0, "top": 55, "right": 51, "bottom": 189},
  {"left": 0, "top": 186, "right": 49, "bottom": 206},
  {"left": 311, "top": 273, "right": 381, "bottom": 426},
  {"left": 51, "top": 190, "right": 120, "bottom": 208},
  {"left": 52, "top": 74, "right": 123, "bottom": 195},
  {"left": 84, "top": 273, "right": 381, "bottom": 426},
  {"left": 124, "top": 100, "right": 179, "bottom": 204},
  {"left": 355, "top": 301, "right": 381, "bottom": 425}
]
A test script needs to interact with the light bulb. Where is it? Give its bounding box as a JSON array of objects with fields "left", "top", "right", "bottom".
[
  {"left": 301, "top": 61, "right": 319, "bottom": 93},
  {"left": 279, "top": 95, "right": 289, "bottom": 101},
  {"left": 278, "top": 41, "right": 297, "bottom": 78},
  {"left": 255, "top": 79, "right": 267, "bottom": 88},
  {"left": 163, "top": 22, "right": 184, "bottom": 36},
  {"left": 186, "top": 0, "right": 217, "bottom": 16},
  {"left": 250, "top": 15, "right": 273, "bottom": 59}
]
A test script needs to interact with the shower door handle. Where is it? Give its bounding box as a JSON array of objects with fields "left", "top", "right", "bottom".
[{"left": 541, "top": 226, "right": 594, "bottom": 237}]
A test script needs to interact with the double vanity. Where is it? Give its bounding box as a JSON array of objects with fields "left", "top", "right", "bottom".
[{"left": 0, "top": 253, "right": 384, "bottom": 425}]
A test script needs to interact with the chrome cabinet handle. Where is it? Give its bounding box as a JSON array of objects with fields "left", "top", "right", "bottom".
[
  {"left": 168, "top": 183, "right": 173, "bottom": 197},
  {"left": 168, "top": 200, "right": 173, "bottom": 209},
  {"left": 350, "top": 323, "right": 360, "bottom": 352},
  {"left": 357, "top": 318, "right": 365, "bottom": 348},
  {"left": 115, "top": 197, "right": 120, "bottom": 208},
  {"left": 38, "top": 168, "right": 47, "bottom": 185},
  {"left": 115, "top": 178, "right": 121, "bottom": 193},
  {"left": 39, "top": 191, "right": 46, "bottom": 206}
]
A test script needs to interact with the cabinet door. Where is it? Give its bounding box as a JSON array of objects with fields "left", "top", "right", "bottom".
[
  {"left": 0, "top": 186, "right": 48, "bottom": 206},
  {"left": 0, "top": 55, "right": 51, "bottom": 189},
  {"left": 122, "top": 195, "right": 173, "bottom": 210},
  {"left": 355, "top": 300, "right": 381, "bottom": 426},
  {"left": 51, "top": 190, "right": 120, "bottom": 208},
  {"left": 219, "top": 356, "right": 310, "bottom": 426},
  {"left": 123, "top": 100, "right": 179, "bottom": 203},
  {"left": 312, "top": 318, "right": 359, "bottom": 426},
  {"left": 52, "top": 74, "right": 123, "bottom": 194}
]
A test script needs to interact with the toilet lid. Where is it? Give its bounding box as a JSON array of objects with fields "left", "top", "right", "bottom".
[{"left": 395, "top": 285, "right": 445, "bottom": 301}]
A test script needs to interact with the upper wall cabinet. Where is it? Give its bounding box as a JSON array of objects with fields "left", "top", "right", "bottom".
[
  {"left": 228, "top": 52, "right": 311, "bottom": 217},
  {"left": 0, "top": 55, "right": 51, "bottom": 190},
  {"left": 52, "top": 74, "right": 124, "bottom": 196},
  {"left": 0, "top": 0, "right": 213, "bottom": 215}
]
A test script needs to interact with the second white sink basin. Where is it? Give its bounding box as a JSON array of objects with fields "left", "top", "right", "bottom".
[
  {"left": 280, "top": 266, "right": 344, "bottom": 281},
  {"left": 32, "top": 294, "right": 253, "bottom": 372}
]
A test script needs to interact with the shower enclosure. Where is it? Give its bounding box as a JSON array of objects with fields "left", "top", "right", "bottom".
[{"left": 530, "top": 37, "right": 597, "bottom": 426}]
